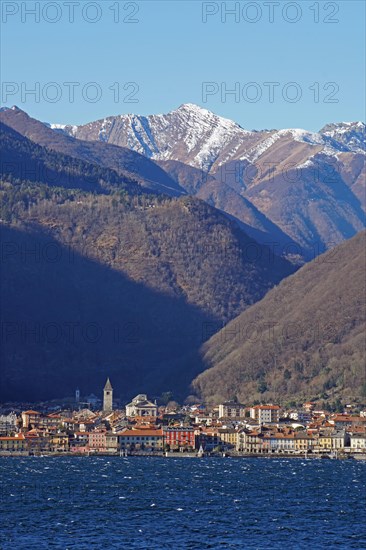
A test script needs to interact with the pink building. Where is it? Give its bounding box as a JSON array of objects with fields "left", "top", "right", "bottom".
[{"left": 89, "top": 431, "right": 107, "bottom": 452}]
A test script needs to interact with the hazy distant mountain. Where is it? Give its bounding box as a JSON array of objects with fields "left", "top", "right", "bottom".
[
  {"left": 50, "top": 104, "right": 365, "bottom": 259},
  {"left": 192, "top": 230, "right": 366, "bottom": 404}
]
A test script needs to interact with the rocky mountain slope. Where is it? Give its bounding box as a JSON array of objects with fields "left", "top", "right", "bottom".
[
  {"left": 320, "top": 121, "right": 366, "bottom": 153},
  {"left": 53, "top": 103, "right": 365, "bottom": 168}
]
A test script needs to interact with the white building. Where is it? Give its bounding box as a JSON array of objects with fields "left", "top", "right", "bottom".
[
  {"left": 0, "top": 413, "right": 18, "bottom": 435},
  {"left": 350, "top": 434, "right": 366, "bottom": 452},
  {"left": 250, "top": 405, "right": 280, "bottom": 424},
  {"left": 218, "top": 402, "right": 245, "bottom": 419},
  {"left": 125, "top": 394, "right": 157, "bottom": 417}
]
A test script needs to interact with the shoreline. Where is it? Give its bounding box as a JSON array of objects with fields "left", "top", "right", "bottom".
[{"left": 1, "top": 451, "right": 365, "bottom": 460}]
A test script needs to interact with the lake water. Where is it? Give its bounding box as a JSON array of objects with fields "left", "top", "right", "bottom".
[{"left": 0, "top": 457, "right": 365, "bottom": 549}]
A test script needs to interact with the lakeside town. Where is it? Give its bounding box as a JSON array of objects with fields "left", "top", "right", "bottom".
[{"left": 1, "top": 379, "right": 366, "bottom": 459}]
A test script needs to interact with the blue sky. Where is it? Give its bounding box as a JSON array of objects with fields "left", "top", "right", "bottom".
[{"left": 1, "top": 1, "right": 365, "bottom": 130}]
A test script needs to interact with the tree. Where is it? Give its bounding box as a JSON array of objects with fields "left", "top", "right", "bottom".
[
  {"left": 258, "top": 380, "right": 268, "bottom": 394},
  {"left": 284, "top": 369, "right": 292, "bottom": 380},
  {"left": 160, "top": 391, "right": 173, "bottom": 405}
]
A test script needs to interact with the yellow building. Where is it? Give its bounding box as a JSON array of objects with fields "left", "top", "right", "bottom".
[
  {"left": 293, "top": 433, "right": 313, "bottom": 452},
  {"left": 21, "top": 410, "right": 41, "bottom": 429},
  {"left": 318, "top": 434, "right": 332, "bottom": 451},
  {"left": 218, "top": 429, "right": 238, "bottom": 448},
  {"left": 0, "top": 434, "right": 27, "bottom": 452},
  {"left": 118, "top": 429, "right": 163, "bottom": 451},
  {"left": 50, "top": 433, "right": 69, "bottom": 452}
]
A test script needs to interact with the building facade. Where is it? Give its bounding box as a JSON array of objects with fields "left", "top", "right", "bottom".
[
  {"left": 163, "top": 427, "right": 195, "bottom": 450},
  {"left": 218, "top": 402, "right": 245, "bottom": 419},
  {"left": 250, "top": 405, "right": 280, "bottom": 424},
  {"left": 0, "top": 413, "right": 17, "bottom": 435},
  {"left": 118, "top": 429, "right": 163, "bottom": 451}
]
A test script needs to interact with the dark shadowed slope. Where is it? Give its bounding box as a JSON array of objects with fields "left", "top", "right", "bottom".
[
  {"left": 0, "top": 224, "right": 209, "bottom": 402},
  {"left": 0, "top": 122, "right": 144, "bottom": 195},
  {"left": 0, "top": 183, "right": 295, "bottom": 401}
]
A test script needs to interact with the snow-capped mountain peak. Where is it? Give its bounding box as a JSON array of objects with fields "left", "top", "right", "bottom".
[
  {"left": 51, "top": 104, "right": 253, "bottom": 171},
  {"left": 320, "top": 121, "right": 365, "bottom": 153},
  {"left": 49, "top": 107, "right": 365, "bottom": 172}
]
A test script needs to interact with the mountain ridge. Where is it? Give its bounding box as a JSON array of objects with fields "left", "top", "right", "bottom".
[
  {"left": 50, "top": 103, "right": 365, "bottom": 162},
  {"left": 1, "top": 105, "right": 365, "bottom": 260},
  {"left": 0, "top": 106, "right": 185, "bottom": 197}
]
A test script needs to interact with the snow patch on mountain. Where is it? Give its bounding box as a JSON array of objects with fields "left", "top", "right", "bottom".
[
  {"left": 277, "top": 128, "right": 325, "bottom": 145},
  {"left": 320, "top": 122, "right": 365, "bottom": 153},
  {"left": 245, "top": 132, "right": 282, "bottom": 162},
  {"left": 50, "top": 123, "right": 78, "bottom": 136}
]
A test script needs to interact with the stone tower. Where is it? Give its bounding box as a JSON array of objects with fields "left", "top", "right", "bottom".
[{"left": 103, "top": 378, "right": 113, "bottom": 412}]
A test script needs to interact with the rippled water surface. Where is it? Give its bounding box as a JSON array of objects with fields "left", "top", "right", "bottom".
[{"left": 1, "top": 457, "right": 365, "bottom": 549}]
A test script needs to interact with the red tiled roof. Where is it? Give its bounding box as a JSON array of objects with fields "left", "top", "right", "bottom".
[{"left": 0, "top": 434, "right": 25, "bottom": 441}]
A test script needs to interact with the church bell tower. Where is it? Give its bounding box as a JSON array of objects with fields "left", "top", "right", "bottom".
[{"left": 103, "top": 378, "right": 113, "bottom": 412}]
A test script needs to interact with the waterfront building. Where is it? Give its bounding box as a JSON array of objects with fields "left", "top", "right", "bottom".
[
  {"left": 49, "top": 433, "right": 69, "bottom": 452},
  {"left": 269, "top": 432, "right": 295, "bottom": 453},
  {"left": 89, "top": 430, "right": 107, "bottom": 452},
  {"left": 0, "top": 433, "right": 26, "bottom": 452},
  {"left": 330, "top": 430, "right": 349, "bottom": 450},
  {"left": 106, "top": 433, "right": 118, "bottom": 453},
  {"left": 196, "top": 428, "right": 221, "bottom": 451},
  {"left": 349, "top": 433, "right": 366, "bottom": 452},
  {"left": 217, "top": 428, "right": 238, "bottom": 449},
  {"left": 163, "top": 426, "right": 195, "bottom": 450},
  {"left": 237, "top": 429, "right": 264, "bottom": 453},
  {"left": 70, "top": 432, "right": 89, "bottom": 453},
  {"left": 293, "top": 432, "right": 314, "bottom": 452},
  {"left": 118, "top": 428, "right": 163, "bottom": 451}
]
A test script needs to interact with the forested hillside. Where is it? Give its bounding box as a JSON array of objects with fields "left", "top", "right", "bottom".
[
  {"left": 193, "top": 231, "right": 366, "bottom": 404},
  {"left": 0, "top": 176, "right": 293, "bottom": 401}
]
